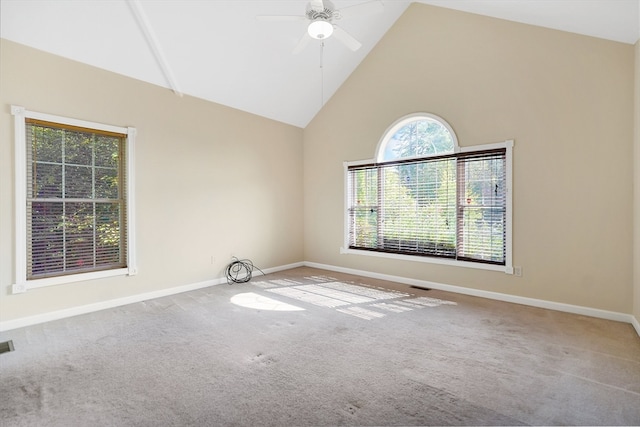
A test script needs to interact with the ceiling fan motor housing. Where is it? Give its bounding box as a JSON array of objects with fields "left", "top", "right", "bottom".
[{"left": 306, "top": 0, "right": 336, "bottom": 21}]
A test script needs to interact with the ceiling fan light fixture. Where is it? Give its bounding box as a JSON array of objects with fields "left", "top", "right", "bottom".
[{"left": 308, "top": 19, "right": 333, "bottom": 39}]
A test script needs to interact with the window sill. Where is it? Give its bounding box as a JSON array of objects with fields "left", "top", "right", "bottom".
[
  {"left": 12, "top": 267, "right": 136, "bottom": 294},
  {"left": 340, "top": 247, "right": 513, "bottom": 274}
]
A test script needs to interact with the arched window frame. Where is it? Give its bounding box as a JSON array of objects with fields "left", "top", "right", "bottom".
[
  {"left": 343, "top": 113, "right": 515, "bottom": 274},
  {"left": 375, "top": 112, "right": 459, "bottom": 163}
]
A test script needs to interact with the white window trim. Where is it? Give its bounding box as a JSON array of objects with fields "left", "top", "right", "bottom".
[
  {"left": 342, "top": 139, "right": 514, "bottom": 274},
  {"left": 11, "top": 106, "right": 137, "bottom": 293}
]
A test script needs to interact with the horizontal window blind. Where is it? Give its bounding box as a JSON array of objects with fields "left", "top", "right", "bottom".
[
  {"left": 26, "top": 119, "right": 127, "bottom": 279},
  {"left": 347, "top": 148, "right": 506, "bottom": 265},
  {"left": 456, "top": 150, "right": 506, "bottom": 264}
]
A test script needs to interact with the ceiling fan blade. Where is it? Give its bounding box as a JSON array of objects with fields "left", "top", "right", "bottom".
[
  {"left": 332, "top": 26, "right": 362, "bottom": 51},
  {"left": 256, "top": 15, "right": 306, "bottom": 22},
  {"left": 292, "top": 32, "right": 312, "bottom": 54},
  {"left": 309, "top": 0, "right": 325, "bottom": 12},
  {"left": 336, "top": 0, "right": 384, "bottom": 20}
]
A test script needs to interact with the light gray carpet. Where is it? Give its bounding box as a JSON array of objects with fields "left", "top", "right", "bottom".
[{"left": 1, "top": 267, "right": 639, "bottom": 426}]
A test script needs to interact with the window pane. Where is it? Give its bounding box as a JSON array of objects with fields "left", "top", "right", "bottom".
[
  {"left": 458, "top": 207, "right": 505, "bottom": 262},
  {"left": 65, "top": 165, "right": 93, "bottom": 198},
  {"left": 65, "top": 131, "right": 93, "bottom": 165},
  {"left": 96, "top": 202, "right": 123, "bottom": 266},
  {"left": 383, "top": 118, "right": 454, "bottom": 161},
  {"left": 348, "top": 167, "right": 379, "bottom": 248},
  {"left": 64, "top": 202, "right": 95, "bottom": 272},
  {"left": 379, "top": 159, "right": 456, "bottom": 257},
  {"left": 350, "top": 205, "right": 378, "bottom": 248},
  {"left": 32, "top": 127, "right": 63, "bottom": 163},
  {"left": 457, "top": 151, "right": 506, "bottom": 264},
  {"left": 33, "top": 163, "right": 62, "bottom": 198},
  {"left": 95, "top": 168, "right": 119, "bottom": 199},
  {"left": 28, "top": 201, "right": 64, "bottom": 278},
  {"left": 95, "top": 136, "right": 119, "bottom": 167}
]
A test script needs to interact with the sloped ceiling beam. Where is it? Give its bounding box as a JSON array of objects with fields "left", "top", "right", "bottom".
[{"left": 127, "top": 0, "right": 182, "bottom": 96}]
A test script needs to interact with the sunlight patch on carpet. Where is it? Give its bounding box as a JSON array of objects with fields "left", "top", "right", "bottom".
[
  {"left": 319, "top": 281, "right": 410, "bottom": 300},
  {"left": 230, "top": 292, "right": 305, "bottom": 311},
  {"left": 295, "top": 284, "right": 375, "bottom": 304},
  {"left": 267, "top": 287, "right": 352, "bottom": 308},
  {"left": 307, "top": 275, "right": 339, "bottom": 282},
  {"left": 370, "top": 302, "right": 414, "bottom": 313},
  {"left": 250, "top": 277, "right": 457, "bottom": 320},
  {"left": 336, "top": 306, "right": 387, "bottom": 320},
  {"left": 406, "top": 297, "right": 458, "bottom": 307}
]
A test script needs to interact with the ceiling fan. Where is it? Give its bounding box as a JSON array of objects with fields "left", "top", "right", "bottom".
[{"left": 257, "top": 0, "right": 384, "bottom": 54}]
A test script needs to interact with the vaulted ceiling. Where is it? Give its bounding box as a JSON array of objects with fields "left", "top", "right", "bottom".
[{"left": 1, "top": 0, "right": 638, "bottom": 128}]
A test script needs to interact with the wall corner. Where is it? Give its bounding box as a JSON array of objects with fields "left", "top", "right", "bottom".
[{"left": 633, "top": 39, "right": 640, "bottom": 334}]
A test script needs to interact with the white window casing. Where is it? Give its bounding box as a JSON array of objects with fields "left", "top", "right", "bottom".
[
  {"left": 11, "top": 106, "right": 137, "bottom": 293},
  {"left": 343, "top": 112, "right": 513, "bottom": 274}
]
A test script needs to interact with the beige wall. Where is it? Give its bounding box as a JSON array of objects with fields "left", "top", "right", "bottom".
[
  {"left": 304, "top": 3, "right": 635, "bottom": 313},
  {"left": 1, "top": 3, "right": 637, "bottom": 325},
  {"left": 0, "top": 39, "right": 304, "bottom": 323},
  {"left": 634, "top": 40, "right": 640, "bottom": 324}
]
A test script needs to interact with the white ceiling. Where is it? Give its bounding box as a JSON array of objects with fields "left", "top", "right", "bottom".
[{"left": 1, "top": 0, "right": 639, "bottom": 128}]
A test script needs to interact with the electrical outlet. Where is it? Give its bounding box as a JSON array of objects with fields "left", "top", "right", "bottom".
[
  {"left": 210, "top": 255, "right": 215, "bottom": 265},
  {"left": 514, "top": 266, "right": 522, "bottom": 277}
]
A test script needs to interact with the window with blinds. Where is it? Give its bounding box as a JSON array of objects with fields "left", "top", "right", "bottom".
[
  {"left": 456, "top": 150, "right": 506, "bottom": 264},
  {"left": 347, "top": 149, "right": 506, "bottom": 265},
  {"left": 345, "top": 113, "right": 511, "bottom": 269},
  {"left": 25, "top": 119, "right": 127, "bottom": 279}
]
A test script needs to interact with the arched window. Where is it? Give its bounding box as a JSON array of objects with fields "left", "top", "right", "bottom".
[
  {"left": 344, "top": 113, "right": 514, "bottom": 273},
  {"left": 377, "top": 113, "right": 457, "bottom": 162}
]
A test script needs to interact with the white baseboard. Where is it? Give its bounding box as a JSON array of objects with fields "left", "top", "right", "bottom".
[
  {"left": 1, "top": 260, "right": 637, "bottom": 338},
  {"left": 304, "top": 261, "right": 640, "bottom": 335},
  {"left": 632, "top": 315, "right": 640, "bottom": 337},
  {"left": 0, "top": 261, "right": 304, "bottom": 332},
  {"left": 254, "top": 261, "right": 305, "bottom": 277}
]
